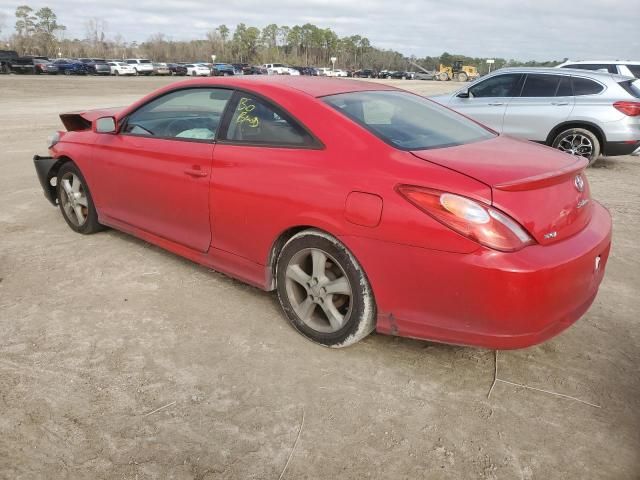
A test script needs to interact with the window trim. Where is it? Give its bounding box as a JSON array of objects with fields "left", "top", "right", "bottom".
[
  {"left": 118, "top": 86, "right": 236, "bottom": 144},
  {"left": 216, "top": 90, "right": 324, "bottom": 150}
]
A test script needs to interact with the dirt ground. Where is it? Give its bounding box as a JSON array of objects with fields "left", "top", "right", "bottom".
[{"left": 0, "top": 75, "right": 638, "bottom": 480}]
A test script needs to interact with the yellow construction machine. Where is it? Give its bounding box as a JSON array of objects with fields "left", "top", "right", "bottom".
[{"left": 436, "top": 60, "right": 479, "bottom": 82}]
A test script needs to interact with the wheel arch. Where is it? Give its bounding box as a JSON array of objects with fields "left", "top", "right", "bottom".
[
  {"left": 546, "top": 121, "right": 606, "bottom": 148},
  {"left": 265, "top": 225, "right": 316, "bottom": 290},
  {"left": 42, "top": 155, "right": 74, "bottom": 204}
]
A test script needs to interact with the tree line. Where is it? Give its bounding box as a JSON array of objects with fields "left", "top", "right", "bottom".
[{"left": 2, "top": 5, "right": 566, "bottom": 72}]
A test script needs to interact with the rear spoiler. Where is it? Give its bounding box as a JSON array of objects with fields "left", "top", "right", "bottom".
[{"left": 493, "top": 157, "right": 587, "bottom": 191}]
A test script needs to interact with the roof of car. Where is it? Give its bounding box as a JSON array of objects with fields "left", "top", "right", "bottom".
[
  {"left": 559, "top": 60, "right": 640, "bottom": 65},
  {"left": 490, "top": 66, "right": 633, "bottom": 81},
  {"left": 192, "top": 76, "right": 398, "bottom": 97}
]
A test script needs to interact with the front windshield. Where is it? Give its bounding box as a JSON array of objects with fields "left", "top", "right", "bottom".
[{"left": 323, "top": 90, "right": 495, "bottom": 150}]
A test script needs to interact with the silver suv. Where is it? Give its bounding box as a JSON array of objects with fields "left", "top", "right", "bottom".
[{"left": 432, "top": 67, "right": 640, "bottom": 164}]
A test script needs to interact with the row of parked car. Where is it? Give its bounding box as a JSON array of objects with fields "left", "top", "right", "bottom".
[{"left": 0, "top": 51, "right": 428, "bottom": 79}]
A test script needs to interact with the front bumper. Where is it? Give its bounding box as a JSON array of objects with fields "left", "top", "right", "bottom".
[
  {"left": 33, "top": 155, "right": 58, "bottom": 205},
  {"left": 341, "top": 201, "right": 612, "bottom": 349}
]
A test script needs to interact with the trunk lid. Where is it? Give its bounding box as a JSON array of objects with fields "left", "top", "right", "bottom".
[{"left": 410, "top": 135, "right": 593, "bottom": 245}]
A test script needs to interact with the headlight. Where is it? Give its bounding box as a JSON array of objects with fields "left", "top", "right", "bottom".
[{"left": 48, "top": 131, "right": 60, "bottom": 149}]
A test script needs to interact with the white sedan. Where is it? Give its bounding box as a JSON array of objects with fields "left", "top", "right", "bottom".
[
  {"left": 185, "top": 64, "right": 211, "bottom": 76},
  {"left": 108, "top": 62, "right": 136, "bottom": 76}
]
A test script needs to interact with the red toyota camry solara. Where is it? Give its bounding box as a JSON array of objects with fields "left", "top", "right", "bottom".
[{"left": 33, "top": 76, "right": 612, "bottom": 349}]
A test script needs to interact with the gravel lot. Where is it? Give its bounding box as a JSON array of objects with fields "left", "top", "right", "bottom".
[{"left": 1, "top": 75, "right": 638, "bottom": 479}]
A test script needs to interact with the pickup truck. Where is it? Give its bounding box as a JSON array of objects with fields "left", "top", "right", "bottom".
[
  {"left": 0, "top": 50, "right": 19, "bottom": 74},
  {"left": 262, "top": 63, "right": 300, "bottom": 76}
]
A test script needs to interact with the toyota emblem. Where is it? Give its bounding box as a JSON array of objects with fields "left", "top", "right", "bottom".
[{"left": 574, "top": 175, "right": 585, "bottom": 193}]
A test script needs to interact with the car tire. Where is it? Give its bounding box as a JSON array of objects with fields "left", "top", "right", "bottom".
[
  {"left": 114, "top": 70, "right": 120, "bottom": 76},
  {"left": 276, "top": 229, "right": 376, "bottom": 348},
  {"left": 551, "top": 127, "right": 601, "bottom": 166},
  {"left": 64, "top": 69, "right": 71, "bottom": 76},
  {"left": 56, "top": 162, "right": 103, "bottom": 235}
]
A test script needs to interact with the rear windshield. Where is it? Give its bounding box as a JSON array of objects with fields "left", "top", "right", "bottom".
[
  {"left": 626, "top": 65, "right": 640, "bottom": 78},
  {"left": 139, "top": 59, "right": 152, "bottom": 64},
  {"left": 618, "top": 80, "right": 640, "bottom": 98},
  {"left": 323, "top": 90, "right": 495, "bottom": 151}
]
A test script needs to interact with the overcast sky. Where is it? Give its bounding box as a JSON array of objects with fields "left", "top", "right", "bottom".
[{"left": 0, "top": 0, "right": 638, "bottom": 61}]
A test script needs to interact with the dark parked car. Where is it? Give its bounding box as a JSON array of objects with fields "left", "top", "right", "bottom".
[
  {"left": 232, "top": 63, "right": 253, "bottom": 75},
  {"left": 291, "top": 66, "right": 316, "bottom": 76},
  {"left": 53, "top": 58, "right": 90, "bottom": 75},
  {"left": 247, "top": 65, "right": 268, "bottom": 75},
  {"left": 167, "top": 63, "right": 188, "bottom": 76},
  {"left": 353, "top": 69, "right": 376, "bottom": 78},
  {"left": 79, "top": 58, "right": 111, "bottom": 75},
  {"left": 389, "top": 70, "right": 413, "bottom": 79},
  {"left": 212, "top": 63, "right": 235, "bottom": 76},
  {"left": 0, "top": 50, "right": 19, "bottom": 73}
]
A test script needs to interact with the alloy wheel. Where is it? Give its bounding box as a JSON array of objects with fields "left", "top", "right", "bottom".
[
  {"left": 59, "top": 172, "right": 88, "bottom": 226},
  {"left": 284, "top": 247, "right": 353, "bottom": 333},
  {"left": 557, "top": 133, "right": 594, "bottom": 159}
]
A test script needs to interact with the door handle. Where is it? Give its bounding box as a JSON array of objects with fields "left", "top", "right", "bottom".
[
  {"left": 551, "top": 102, "right": 569, "bottom": 106},
  {"left": 487, "top": 102, "right": 504, "bottom": 106},
  {"left": 184, "top": 168, "right": 208, "bottom": 178}
]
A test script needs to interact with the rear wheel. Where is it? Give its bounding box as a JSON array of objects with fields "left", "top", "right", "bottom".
[
  {"left": 276, "top": 229, "right": 376, "bottom": 348},
  {"left": 552, "top": 128, "right": 600, "bottom": 166},
  {"left": 114, "top": 70, "right": 120, "bottom": 76},
  {"left": 56, "top": 162, "right": 102, "bottom": 234},
  {"left": 457, "top": 72, "right": 468, "bottom": 82},
  {"left": 439, "top": 72, "right": 449, "bottom": 81}
]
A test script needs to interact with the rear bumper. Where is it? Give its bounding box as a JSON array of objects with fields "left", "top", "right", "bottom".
[
  {"left": 604, "top": 140, "right": 640, "bottom": 156},
  {"left": 341, "top": 201, "right": 612, "bottom": 349},
  {"left": 33, "top": 155, "right": 58, "bottom": 206}
]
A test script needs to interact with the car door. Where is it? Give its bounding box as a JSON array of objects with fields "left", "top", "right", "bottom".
[
  {"left": 502, "top": 73, "right": 575, "bottom": 142},
  {"left": 445, "top": 73, "right": 523, "bottom": 132},
  {"left": 209, "top": 92, "right": 323, "bottom": 262},
  {"left": 93, "top": 87, "right": 233, "bottom": 252}
]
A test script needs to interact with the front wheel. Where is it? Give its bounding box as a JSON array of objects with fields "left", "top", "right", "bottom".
[
  {"left": 56, "top": 162, "right": 103, "bottom": 234},
  {"left": 551, "top": 128, "right": 600, "bottom": 166},
  {"left": 457, "top": 72, "right": 468, "bottom": 82},
  {"left": 438, "top": 72, "right": 449, "bottom": 81},
  {"left": 276, "top": 229, "right": 376, "bottom": 348}
]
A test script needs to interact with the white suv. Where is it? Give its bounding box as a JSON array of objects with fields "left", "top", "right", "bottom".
[
  {"left": 125, "top": 58, "right": 154, "bottom": 76},
  {"left": 262, "top": 63, "right": 300, "bottom": 75},
  {"left": 557, "top": 60, "right": 640, "bottom": 79}
]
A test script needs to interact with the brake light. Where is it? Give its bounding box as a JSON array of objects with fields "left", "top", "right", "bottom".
[
  {"left": 397, "top": 186, "right": 535, "bottom": 252},
  {"left": 613, "top": 101, "right": 640, "bottom": 116}
]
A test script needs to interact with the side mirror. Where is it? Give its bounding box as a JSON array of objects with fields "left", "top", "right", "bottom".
[
  {"left": 96, "top": 116, "right": 116, "bottom": 134},
  {"left": 457, "top": 90, "right": 470, "bottom": 98}
]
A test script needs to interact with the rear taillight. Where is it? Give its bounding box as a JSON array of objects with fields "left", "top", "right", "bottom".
[
  {"left": 613, "top": 101, "right": 640, "bottom": 116},
  {"left": 397, "top": 186, "right": 535, "bottom": 252}
]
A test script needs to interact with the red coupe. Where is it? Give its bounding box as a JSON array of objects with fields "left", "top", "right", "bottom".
[{"left": 33, "top": 76, "right": 612, "bottom": 349}]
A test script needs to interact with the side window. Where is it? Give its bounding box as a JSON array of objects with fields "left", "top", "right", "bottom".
[
  {"left": 224, "top": 94, "right": 315, "bottom": 147},
  {"left": 520, "top": 74, "right": 561, "bottom": 97},
  {"left": 123, "top": 88, "right": 232, "bottom": 140},
  {"left": 556, "top": 76, "right": 572, "bottom": 96},
  {"left": 469, "top": 74, "right": 521, "bottom": 98},
  {"left": 572, "top": 77, "right": 604, "bottom": 96}
]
